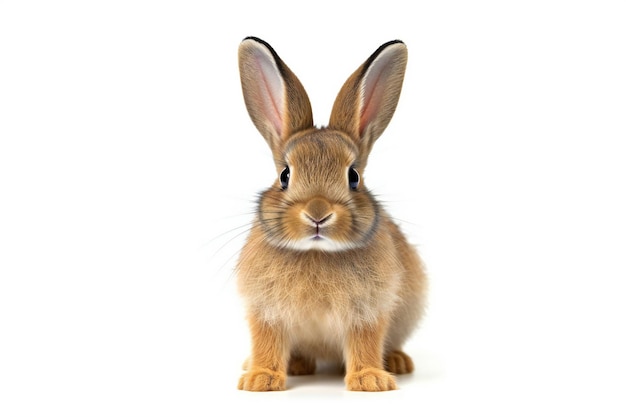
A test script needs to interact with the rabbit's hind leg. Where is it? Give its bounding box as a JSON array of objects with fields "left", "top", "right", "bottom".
[
  {"left": 288, "top": 353, "right": 316, "bottom": 375},
  {"left": 385, "top": 350, "right": 414, "bottom": 374}
]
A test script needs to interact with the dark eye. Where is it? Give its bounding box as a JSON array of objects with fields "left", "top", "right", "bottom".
[
  {"left": 348, "top": 167, "right": 360, "bottom": 190},
  {"left": 280, "top": 166, "right": 290, "bottom": 190}
]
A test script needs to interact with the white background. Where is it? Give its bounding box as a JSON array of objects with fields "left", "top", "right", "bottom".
[{"left": 1, "top": 1, "right": 625, "bottom": 416}]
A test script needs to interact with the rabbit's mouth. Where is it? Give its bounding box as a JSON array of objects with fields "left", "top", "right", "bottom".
[
  {"left": 310, "top": 233, "right": 329, "bottom": 244},
  {"left": 302, "top": 209, "right": 334, "bottom": 242},
  {"left": 311, "top": 223, "right": 327, "bottom": 240},
  {"left": 276, "top": 233, "right": 354, "bottom": 252},
  {"left": 308, "top": 228, "right": 329, "bottom": 243}
]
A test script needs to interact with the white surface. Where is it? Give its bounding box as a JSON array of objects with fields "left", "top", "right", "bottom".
[{"left": 1, "top": 1, "right": 625, "bottom": 416}]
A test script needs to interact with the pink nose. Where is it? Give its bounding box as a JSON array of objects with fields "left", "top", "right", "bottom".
[{"left": 303, "top": 198, "right": 333, "bottom": 225}]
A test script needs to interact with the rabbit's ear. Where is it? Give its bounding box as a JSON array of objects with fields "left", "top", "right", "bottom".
[
  {"left": 329, "top": 41, "right": 407, "bottom": 162},
  {"left": 238, "top": 37, "right": 314, "bottom": 152}
]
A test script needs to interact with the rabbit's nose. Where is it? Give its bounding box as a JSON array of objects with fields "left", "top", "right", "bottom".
[{"left": 303, "top": 198, "right": 334, "bottom": 225}]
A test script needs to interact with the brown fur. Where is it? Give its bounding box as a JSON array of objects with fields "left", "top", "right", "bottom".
[{"left": 236, "top": 37, "right": 427, "bottom": 391}]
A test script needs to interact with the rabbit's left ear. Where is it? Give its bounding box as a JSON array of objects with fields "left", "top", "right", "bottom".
[
  {"left": 238, "top": 37, "right": 314, "bottom": 153},
  {"left": 329, "top": 40, "right": 407, "bottom": 163}
]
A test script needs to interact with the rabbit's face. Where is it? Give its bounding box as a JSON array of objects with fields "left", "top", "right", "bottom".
[
  {"left": 239, "top": 36, "right": 407, "bottom": 254},
  {"left": 257, "top": 129, "right": 379, "bottom": 252}
]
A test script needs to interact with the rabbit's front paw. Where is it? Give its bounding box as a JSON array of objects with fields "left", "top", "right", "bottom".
[
  {"left": 345, "top": 368, "right": 397, "bottom": 391},
  {"left": 238, "top": 368, "right": 286, "bottom": 391}
]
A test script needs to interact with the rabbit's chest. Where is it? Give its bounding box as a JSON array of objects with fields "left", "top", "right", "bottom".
[
  {"left": 238, "top": 240, "right": 403, "bottom": 326},
  {"left": 267, "top": 281, "right": 360, "bottom": 344},
  {"left": 256, "top": 270, "right": 400, "bottom": 327}
]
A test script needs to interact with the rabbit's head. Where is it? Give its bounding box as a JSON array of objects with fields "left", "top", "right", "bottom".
[{"left": 238, "top": 37, "right": 407, "bottom": 252}]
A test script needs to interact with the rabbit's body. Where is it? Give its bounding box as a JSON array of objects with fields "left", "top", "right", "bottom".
[
  {"left": 238, "top": 201, "right": 425, "bottom": 362},
  {"left": 236, "top": 37, "right": 427, "bottom": 391}
]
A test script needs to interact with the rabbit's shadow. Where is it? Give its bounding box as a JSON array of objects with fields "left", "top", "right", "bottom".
[
  {"left": 287, "top": 362, "right": 344, "bottom": 390},
  {"left": 286, "top": 361, "right": 419, "bottom": 391}
]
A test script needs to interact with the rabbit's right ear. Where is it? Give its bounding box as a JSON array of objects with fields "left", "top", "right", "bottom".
[{"left": 238, "top": 37, "right": 314, "bottom": 152}]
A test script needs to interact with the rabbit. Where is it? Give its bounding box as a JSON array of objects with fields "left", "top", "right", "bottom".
[{"left": 235, "top": 36, "right": 427, "bottom": 392}]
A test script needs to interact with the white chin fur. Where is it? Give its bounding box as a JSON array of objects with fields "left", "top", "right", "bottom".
[{"left": 278, "top": 237, "right": 357, "bottom": 252}]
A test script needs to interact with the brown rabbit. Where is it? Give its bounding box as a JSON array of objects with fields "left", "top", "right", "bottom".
[{"left": 236, "top": 37, "right": 427, "bottom": 391}]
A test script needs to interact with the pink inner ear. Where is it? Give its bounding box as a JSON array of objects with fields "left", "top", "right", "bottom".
[
  {"left": 359, "top": 73, "right": 384, "bottom": 136},
  {"left": 359, "top": 68, "right": 387, "bottom": 136},
  {"left": 254, "top": 53, "right": 285, "bottom": 138}
]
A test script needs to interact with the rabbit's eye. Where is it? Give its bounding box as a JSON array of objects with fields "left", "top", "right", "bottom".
[
  {"left": 280, "top": 166, "right": 290, "bottom": 190},
  {"left": 348, "top": 167, "right": 360, "bottom": 190}
]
